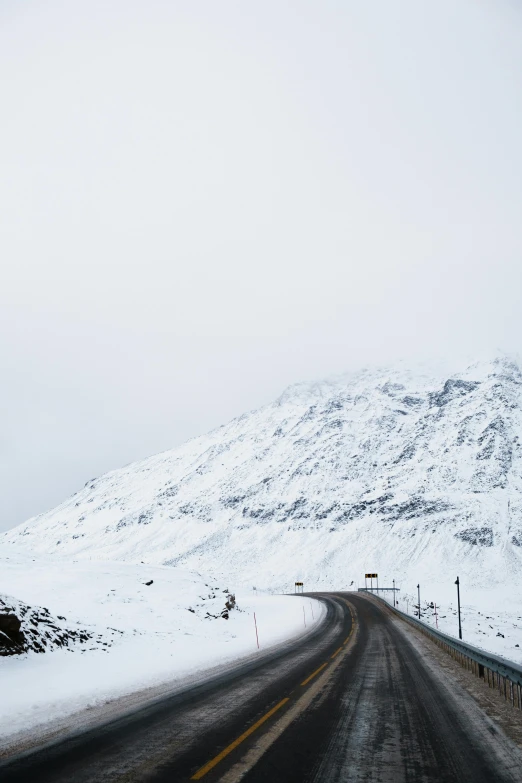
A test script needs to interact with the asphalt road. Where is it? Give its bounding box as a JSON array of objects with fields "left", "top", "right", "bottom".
[{"left": 1, "top": 593, "right": 521, "bottom": 782}]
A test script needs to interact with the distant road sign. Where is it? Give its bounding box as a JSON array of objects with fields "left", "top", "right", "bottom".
[{"left": 365, "top": 573, "right": 378, "bottom": 579}]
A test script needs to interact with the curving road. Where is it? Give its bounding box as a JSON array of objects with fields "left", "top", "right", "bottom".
[{"left": 1, "top": 593, "right": 521, "bottom": 782}]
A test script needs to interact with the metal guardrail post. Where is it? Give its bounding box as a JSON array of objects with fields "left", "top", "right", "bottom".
[{"left": 369, "top": 592, "right": 522, "bottom": 709}]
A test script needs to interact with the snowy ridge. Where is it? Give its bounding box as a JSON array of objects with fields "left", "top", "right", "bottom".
[{"left": 3, "top": 356, "right": 522, "bottom": 596}]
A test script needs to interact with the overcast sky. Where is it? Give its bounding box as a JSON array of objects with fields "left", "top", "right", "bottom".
[{"left": 1, "top": 0, "right": 521, "bottom": 532}]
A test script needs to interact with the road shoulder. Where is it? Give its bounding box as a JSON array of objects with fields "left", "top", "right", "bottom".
[{"left": 380, "top": 599, "right": 522, "bottom": 750}]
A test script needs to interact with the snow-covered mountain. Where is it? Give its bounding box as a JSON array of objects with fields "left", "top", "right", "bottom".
[{"left": 3, "top": 356, "right": 522, "bottom": 593}]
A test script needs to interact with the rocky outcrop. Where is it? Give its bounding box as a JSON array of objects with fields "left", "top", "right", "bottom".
[
  {"left": 0, "top": 596, "right": 112, "bottom": 656},
  {"left": 0, "top": 612, "right": 25, "bottom": 653}
]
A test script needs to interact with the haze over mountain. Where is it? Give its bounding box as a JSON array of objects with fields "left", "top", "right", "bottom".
[
  {"left": 4, "top": 356, "right": 521, "bottom": 593},
  {"left": 2, "top": 0, "right": 522, "bottom": 533}
]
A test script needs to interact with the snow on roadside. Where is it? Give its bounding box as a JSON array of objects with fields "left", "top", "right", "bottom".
[
  {"left": 378, "top": 585, "right": 522, "bottom": 664},
  {"left": 0, "top": 551, "right": 325, "bottom": 742}
]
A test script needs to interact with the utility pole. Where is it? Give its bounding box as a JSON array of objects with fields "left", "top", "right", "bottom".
[
  {"left": 455, "top": 576, "right": 462, "bottom": 639},
  {"left": 393, "top": 579, "right": 396, "bottom": 607},
  {"left": 417, "top": 584, "right": 421, "bottom": 619}
]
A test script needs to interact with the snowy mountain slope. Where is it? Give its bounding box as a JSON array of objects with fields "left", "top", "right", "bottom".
[{"left": 3, "top": 357, "right": 522, "bottom": 595}]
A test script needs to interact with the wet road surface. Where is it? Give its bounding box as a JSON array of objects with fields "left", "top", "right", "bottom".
[{"left": 1, "top": 593, "right": 521, "bottom": 782}]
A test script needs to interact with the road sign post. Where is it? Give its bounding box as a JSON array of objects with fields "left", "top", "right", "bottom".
[{"left": 365, "top": 573, "right": 378, "bottom": 593}]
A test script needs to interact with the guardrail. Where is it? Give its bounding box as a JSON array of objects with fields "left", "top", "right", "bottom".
[{"left": 367, "top": 591, "right": 522, "bottom": 709}]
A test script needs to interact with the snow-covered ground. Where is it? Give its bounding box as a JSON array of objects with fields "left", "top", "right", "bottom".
[
  {"left": 379, "top": 584, "right": 522, "bottom": 664},
  {"left": 0, "top": 551, "right": 324, "bottom": 743}
]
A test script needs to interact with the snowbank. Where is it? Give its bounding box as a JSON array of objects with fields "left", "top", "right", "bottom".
[{"left": 0, "top": 552, "right": 325, "bottom": 744}]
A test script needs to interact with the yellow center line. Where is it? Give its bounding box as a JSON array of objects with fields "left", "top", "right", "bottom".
[
  {"left": 193, "top": 597, "right": 355, "bottom": 780},
  {"left": 191, "top": 698, "right": 289, "bottom": 780},
  {"left": 300, "top": 662, "right": 328, "bottom": 687}
]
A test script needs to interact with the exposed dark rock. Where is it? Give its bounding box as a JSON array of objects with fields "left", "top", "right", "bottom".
[
  {"left": 455, "top": 527, "right": 493, "bottom": 547},
  {"left": 471, "top": 416, "right": 512, "bottom": 490},
  {"left": 384, "top": 497, "right": 450, "bottom": 522},
  {"left": 394, "top": 444, "right": 416, "bottom": 463},
  {"left": 429, "top": 378, "right": 481, "bottom": 408},
  {"left": 222, "top": 495, "right": 247, "bottom": 509},
  {"left": 0, "top": 596, "right": 110, "bottom": 657},
  {"left": 0, "top": 613, "right": 25, "bottom": 653},
  {"left": 159, "top": 485, "right": 179, "bottom": 499},
  {"left": 381, "top": 382, "right": 405, "bottom": 396},
  {"left": 401, "top": 395, "right": 424, "bottom": 408},
  {"left": 0, "top": 613, "right": 21, "bottom": 635},
  {"left": 225, "top": 594, "right": 236, "bottom": 611},
  {"left": 286, "top": 497, "right": 308, "bottom": 518}
]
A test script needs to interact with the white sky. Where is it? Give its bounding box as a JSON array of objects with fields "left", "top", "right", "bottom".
[{"left": 1, "top": 0, "right": 522, "bottom": 531}]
